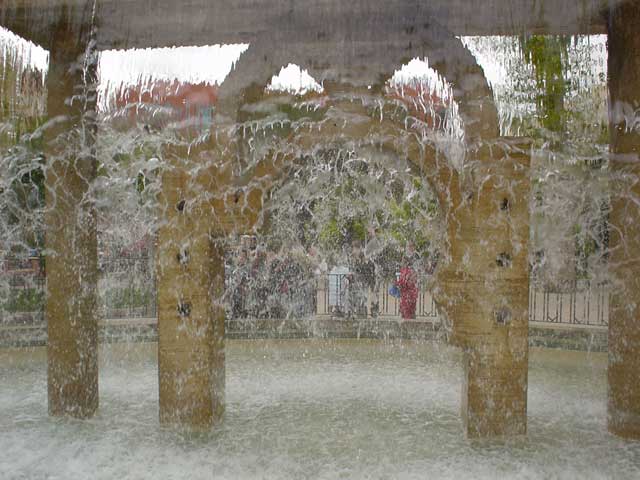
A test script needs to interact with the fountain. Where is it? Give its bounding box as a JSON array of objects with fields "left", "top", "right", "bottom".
[{"left": 1, "top": 1, "right": 640, "bottom": 478}]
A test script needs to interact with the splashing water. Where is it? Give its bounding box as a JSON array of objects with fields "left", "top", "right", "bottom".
[{"left": 1, "top": 7, "right": 639, "bottom": 476}]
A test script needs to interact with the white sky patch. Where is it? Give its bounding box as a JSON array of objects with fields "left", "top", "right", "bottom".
[
  {"left": 461, "top": 35, "right": 607, "bottom": 93},
  {"left": 388, "top": 57, "right": 465, "bottom": 158},
  {"left": 564, "top": 35, "right": 608, "bottom": 91},
  {"left": 97, "top": 43, "right": 249, "bottom": 110},
  {"left": 459, "top": 37, "right": 510, "bottom": 94},
  {"left": 266, "top": 64, "right": 323, "bottom": 95},
  {"left": 389, "top": 58, "right": 454, "bottom": 104},
  {"left": 0, "top": 26, "right": 49, "bottom": 80},
  {"left": 460, "top": 35, "right": 608, "bottom": 136}
]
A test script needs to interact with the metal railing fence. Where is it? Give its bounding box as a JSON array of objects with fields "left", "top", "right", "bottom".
[
  {"left": 316, "top": 273, "right": 438, "bottom": 320},
  {"left": 528, "top": 280, "right": 608, "bottom": 327},
  {"left": 0, "top": 254, "right": 610, "bottom": 327}
]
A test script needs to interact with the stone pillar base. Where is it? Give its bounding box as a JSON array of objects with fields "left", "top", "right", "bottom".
[
  {"left": 462, "top": 346, "right": 528, "bottom": 437},
  {"left": 609, "top": 408, "right": 640, "bottom": 440},
  {"left": 608, "top": 328, "right": 640, "bottom": 439},
  {"left": 48, "top": 332, "right": 98, "bottom": 418},
  {"left": 158, "top": 345, "right": 224, "bottom": 428}
]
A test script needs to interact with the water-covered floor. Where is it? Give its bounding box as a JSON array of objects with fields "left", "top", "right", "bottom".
[{"left": 1, "top": 340, "right": 638, "bottom": 479}]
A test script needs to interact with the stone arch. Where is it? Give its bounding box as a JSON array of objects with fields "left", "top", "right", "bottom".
[
  {"left": 214, "top": 18, "right": 502, "bottom": 235},
  {"left": 211, "top": 20, "right": 519, "bottom": 342},
  {"left": 221, "top": 93, "right": 451, "bottom": 242},
  {"left": 213, "top": 21, "right": 504, "bottom": 300},
  {"left": 213, "top": 19, "right": 502, "bottom": 255},
  {"left": 217, "top": 18, "right": 498, "bottom": 142},
  {"left": 235, "top": 104, "right": 449, "bottom": 242},
  {"left": 157, "top": 21, "right": 530, "bottom": 438}
]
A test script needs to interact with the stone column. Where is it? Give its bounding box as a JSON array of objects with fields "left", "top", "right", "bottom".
[
  {"left": 607, "top": 0, "right": 640, "bottom": 440},
  {"left": 157, "top": 153, "right": 225, "bottom": 428},
  {"left": 44, "top": 19, "right": 99, "bottom": 418},
  {"left": 436, "top": 139, "right": 530, "bottom": 437}
]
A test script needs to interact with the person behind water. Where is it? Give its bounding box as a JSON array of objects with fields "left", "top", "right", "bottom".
[{"left": 397, "top": 255, "right": 418, "bottom": 320}]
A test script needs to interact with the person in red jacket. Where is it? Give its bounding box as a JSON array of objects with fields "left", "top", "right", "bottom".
[{"left": 397, "top": 258, "right": 418, "bottom": 320}]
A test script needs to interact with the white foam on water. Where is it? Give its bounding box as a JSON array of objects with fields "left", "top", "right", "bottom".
[{"left": 1, "top": 341, "right": 639, "bottom": 480}]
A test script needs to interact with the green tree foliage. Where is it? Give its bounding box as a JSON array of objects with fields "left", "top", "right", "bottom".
[
  {"left": 521, "top": 35, "right": 569, "bottom": 134},
  {"left": 265, "top": 148, "right": 440, "bottom": 271},
  {"left": 2, "top": 287, "right": 44, "bottom": 312}
]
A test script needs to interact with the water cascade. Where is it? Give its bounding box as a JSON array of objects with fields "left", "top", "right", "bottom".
[{"left": 1, "top": 1, "right": 640, "bottom": 478}]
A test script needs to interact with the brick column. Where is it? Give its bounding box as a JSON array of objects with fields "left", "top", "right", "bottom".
[
  {"left": 607, "top": 0, "right": 640, "bottom": 440},
  {"left": 45, "top": 16, "right": 99, "bottom": 418}
]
